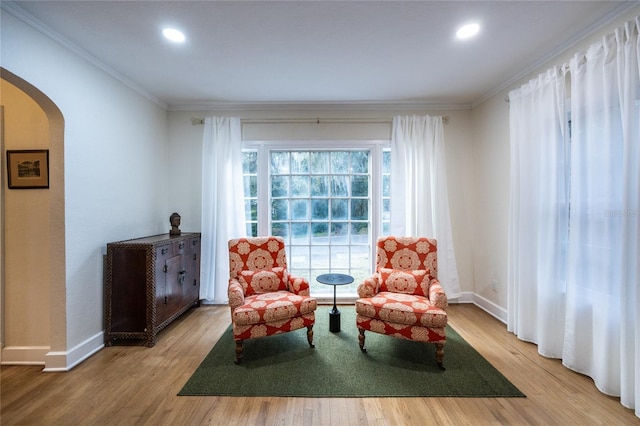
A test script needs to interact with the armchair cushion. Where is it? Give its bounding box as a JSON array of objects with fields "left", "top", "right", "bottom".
[
  {"left": 356, "top": 292, "right": 447, "bottom": 328},
  {"left": 379, "top": 268, "right": 430, "bottom": 296},
  {"left": 239, "top": 267, "right": 288, "bottom": 295},
  {"left": 232, "top": 291, "right": 317, "bottom": 327}
]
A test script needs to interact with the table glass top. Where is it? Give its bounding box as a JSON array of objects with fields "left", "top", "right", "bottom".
[{"left": 316, "top": 273, "right": 354, "bottom": 285}]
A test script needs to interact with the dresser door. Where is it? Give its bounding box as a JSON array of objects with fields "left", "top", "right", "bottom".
[
  {"left": 154, "top": 244, "right": 172, "bottom": 325},
  {"left": 110, "top": 247, "right": 147, "bottom": 332},
  {"left": 158, "top": 254, "right": 182, "bottom": 325},
  {"left": 183, "top": 237, "right": 200, "bottom": 304}
]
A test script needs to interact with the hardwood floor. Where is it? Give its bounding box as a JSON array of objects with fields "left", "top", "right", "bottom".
[{"left": 1, "top": 304, "right": 637, "bottom": 425}]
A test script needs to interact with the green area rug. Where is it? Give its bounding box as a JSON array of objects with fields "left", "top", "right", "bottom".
[{"left": 178, "top": 306, "right": 525, "bottom": 398}]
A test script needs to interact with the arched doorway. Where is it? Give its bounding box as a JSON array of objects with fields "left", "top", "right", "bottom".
[{"left": 1, "top": 68, "right": 65, "bottom": 368}]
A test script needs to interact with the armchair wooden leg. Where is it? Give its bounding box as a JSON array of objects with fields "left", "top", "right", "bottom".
[
  {"left": 234, "top": 339, "right": 243, "bottom": 365},
  {"left": 435, "top": 342, "right": 445, "bottom": 371},
  {"left": 358, "top": 328, "right": 366, "bottom": 352},
  {"left": 307, "top": 325, "right": 315, "bottom": 348}
]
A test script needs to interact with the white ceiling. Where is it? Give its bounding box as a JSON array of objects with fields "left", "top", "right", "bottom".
[{"left": 5, "top": 1, "right": 637, "bottom": 109}]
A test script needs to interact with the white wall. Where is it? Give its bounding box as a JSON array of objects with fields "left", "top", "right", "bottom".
[
  {"left": 167, "top": 107, "right": 477, "bottom": 297},
  {"left": 470, "top": 6, "right": 640, "bottom": 318},
  {"left": 470, "top": 93, "right": 511, "bottom": 314},
  {"left": 1, "top": 11, "right": 170, "bottom": 369}
]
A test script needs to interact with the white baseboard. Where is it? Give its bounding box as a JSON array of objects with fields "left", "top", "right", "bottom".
[
  {"left": 43, "top": 331, "right": 104, "bottom": 372},
  {"left": 448, "top": 291, "right": 475, "bottom": 304},
  {"left": 1, "top": 346, "right": 49, "bottom": 366},
  {"left": 471, "top": 293, "right": 508, "bottom": 324},
  {"left": 0, "top": 333, "right": 104, "bottom": 371}
]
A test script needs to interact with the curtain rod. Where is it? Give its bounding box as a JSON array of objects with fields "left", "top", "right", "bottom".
[
  {"left": 505, "top": 61, "right": 573, "bottom": 103},
  {"left": 190, "top": 116, "right": 449, "bottom": 126}
]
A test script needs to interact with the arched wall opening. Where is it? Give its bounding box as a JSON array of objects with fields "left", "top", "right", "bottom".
[{"left": 1, "top": 67, "right": 66, "bottom": 368}]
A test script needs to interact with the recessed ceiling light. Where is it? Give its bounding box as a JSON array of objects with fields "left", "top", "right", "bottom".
[
  {"left": 456, "top": 23, "right": 480, "bottom": 40},
  {"left": 162, "top": 28, "right": 186, "bottom": 43}
]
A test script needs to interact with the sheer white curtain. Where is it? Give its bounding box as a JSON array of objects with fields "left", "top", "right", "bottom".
[
  {"left": 390, "top": 115, "right": 461, "bottom": 297},
  {"left": 565, "top": 18, "right": 639, "bottom": 414},
  {"left": 508, "top": 17, "right": 639, "bottom": 416},
  {"left": 200, "top": 117, "right": 246, "bottom": 303},
  {"left": 507, "top": 66, "right": 569, "bottom": 358}
]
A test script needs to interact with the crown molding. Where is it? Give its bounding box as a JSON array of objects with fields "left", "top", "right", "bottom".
[
  {"left": 472, "top": 1, "right": 640, "bottom": 108},
  {"left": 2, "top": 1, "right": 168, "bottom": 110},
  {"left": 168, "top": 100, "right": 472, "bottom": 113}
]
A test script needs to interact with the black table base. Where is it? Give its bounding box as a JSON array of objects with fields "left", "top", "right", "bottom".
[{"left": 329, "top": 307, "right": 341, "bottom": 333}]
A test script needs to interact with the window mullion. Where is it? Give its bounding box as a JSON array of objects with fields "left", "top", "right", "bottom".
[
  {"left": 257, "top": 145, "right": 270, "bottom": 235},
  {"left": 370, "top": 145, "right": 382, "bottom": 272}
]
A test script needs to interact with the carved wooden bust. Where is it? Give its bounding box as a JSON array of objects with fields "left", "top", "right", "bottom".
[{"left": 169, "top": 212, "right": 181, "bottom": 236}]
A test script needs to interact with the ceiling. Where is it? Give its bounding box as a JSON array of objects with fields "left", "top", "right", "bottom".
[{"left": 5, "top": 1, "right": 637, "bottom": 109}]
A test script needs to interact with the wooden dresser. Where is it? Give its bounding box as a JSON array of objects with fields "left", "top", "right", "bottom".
[{"left": 104, "top": 233, "right": 201, "bottom": 347}]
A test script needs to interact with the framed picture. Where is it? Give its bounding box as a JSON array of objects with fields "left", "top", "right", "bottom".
[{"left": 6, "top": 149, "right": 50, "bottom": 189}]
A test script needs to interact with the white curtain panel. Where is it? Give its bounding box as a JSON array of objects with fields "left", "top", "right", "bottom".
[
  {"left": 508, "top": 17, "right": 639, "bottom": 416},
  {"left": 200, "top": 117, "right": 246, "bottom": 303},
  {"left": 390, "top": 115, "right": 461, "bottom": 297},
  {"left": 507, "top": 66, "right": 570, "bottom": 358},
  {"left": 565, "top": 18, "right": 639, "bottom": 414}
]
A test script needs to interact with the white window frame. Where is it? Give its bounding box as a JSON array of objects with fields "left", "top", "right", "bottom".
[{"left": 243, "top": 140, "right": 389, "bottom": 299}]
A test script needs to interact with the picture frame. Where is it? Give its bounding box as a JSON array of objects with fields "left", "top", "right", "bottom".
[{"left": 6, "top": 149, "right": 50, "bottom": 189}]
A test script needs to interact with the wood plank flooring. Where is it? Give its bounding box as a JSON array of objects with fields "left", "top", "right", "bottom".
[{"left": 1, "top": 304, "right": 638, "bottom": 425}]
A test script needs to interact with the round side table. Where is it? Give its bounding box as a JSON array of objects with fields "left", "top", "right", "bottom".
[{"left": 316, "top": 273, "right": 354, "bottom": 333}]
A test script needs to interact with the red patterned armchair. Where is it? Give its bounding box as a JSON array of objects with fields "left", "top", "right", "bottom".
[
  {"left": 228, "top": 236, "right": 317, "bottom": 364},
  {"left": 356, "top": 236, "right": 448, "bottom": 370}
]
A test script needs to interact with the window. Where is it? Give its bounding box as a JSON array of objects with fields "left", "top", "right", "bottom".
[{"left": 242, "top": 141, "right": 388, "bottom": 296}]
